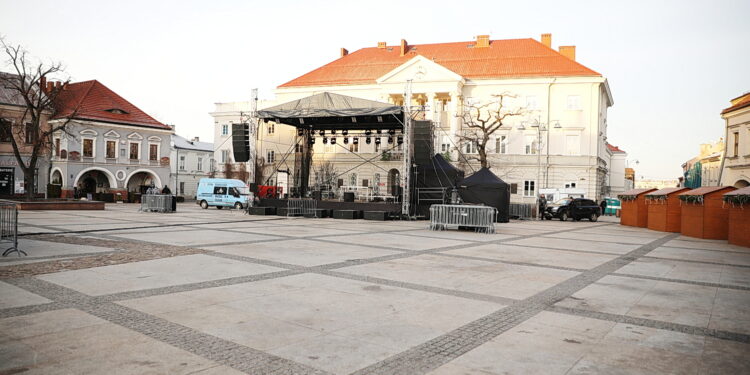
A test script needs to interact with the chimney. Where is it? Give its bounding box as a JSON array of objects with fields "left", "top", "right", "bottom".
[
  {"left": 475, "top": 35, "right": 490, "bottom": 48},
  {"left": 400, "top": 39, "right": 408, "bottom": 56},
  {"left": 559, "top": 46, "right": 576, "bottom": 60},
  {"left": 377, "top": 42, "right": 386, "bottom": 49},
  {"left": 46, "top": 82, "right": 54, "bottom": 92},
  {"left": 40, "top": 76, "right": 47, "bottom": 92},
  {"left": 192, "top": 136, "right": 200, "bottom": 142},
  {"left": 55, "top": 81, "right": 62, "bottom": 90},
  {"left": 541, "top": 33, "right": 552, "bottom": 48},
  {"left": 340, "top": 48, "right": 348, "bottom": 57}
]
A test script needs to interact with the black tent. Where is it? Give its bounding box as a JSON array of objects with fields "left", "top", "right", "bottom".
[
  {"left": 416, "top": 153, "right": 464, "bottom": 188},
  {"left": 458, "top": 167, "right": 511, "bottom": 223}
]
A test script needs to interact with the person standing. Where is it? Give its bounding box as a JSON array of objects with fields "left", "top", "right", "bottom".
[
  {"left": 600, "top": 199, "right": 607, "bottom": 216},
  {"left": 538, "top": 194, "right": 547, "bottom": 220}
]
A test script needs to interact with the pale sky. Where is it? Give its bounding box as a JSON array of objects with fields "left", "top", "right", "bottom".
[{"left": 1, "top": 0, "right": 748, "bottom": 179}]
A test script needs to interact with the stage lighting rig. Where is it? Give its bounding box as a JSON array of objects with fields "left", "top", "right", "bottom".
[
  {"left": 388, "top": 136, "right": 394, "bottom": 144},
  {"left": 397, "top": 136, "right": 403, "bottom": 144},
  {"left": 342, "top": 129, "right": 348, "bottom": 136},
  {"left": 353, "top": 137, "right": 359, "bottom": 145},
  {"left": 322, "top": 137, "right": 328, "bottom": 144},
  {"left": 343, "top": 137, "right": 349, "bottom": 144},
  {"left": 331, "top": 137, "right": 337, "bottom": 144},
  {"left": 365, "top": 137, "right": 371, "bottom": 144},
  {"left": 375, "top": 137, "right": 381, "bottom": 144},
  {"left": 319, "top": 130, "right": 325, "bottom": 136}
]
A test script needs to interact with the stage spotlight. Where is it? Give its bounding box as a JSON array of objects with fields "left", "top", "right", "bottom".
[
  {"left": 353, "top": 137, "right": 359, "bottom": 145},
  {"left": 331, "top": 137, "right": 337, "bottom": 144},
  {"left": 297, "top": 128, "right": 304, "bottom": 136},
  {"left": 376, "top": 129, "right": 382, "bottom": 134},
  {"left": 343, "top": 137, "right": 349, "bottom": 144},
  {"left": 331, "top": 129, "right": 337, "bottom": 135},
  {"left": 388, "top": 136, "right": 394, "bottom": 144},
  {"left": 342, "top": 129, "right": 348, "bottom": 136},
  {"left": 365, "top": 129, "right": 372, "bottom": 136},
  {"left": 309, "top": 137, "right": 316, "bottom": 145},
  {"left": 375, "top": 137, "right": 381, "bottom": 144},
  {"left": 388, "top": 129, "right": 396, "bottom": 135},
  {"left": 397, "top": 136, "right": 403, "bottom": 144},
  {"left": 365, "top": 137, "right": 371, "bottom": 144},
  {"left": 322, "top": 137, "right": 328, "bottom": 144},
  {"left": 319, "top": 130, "right": 325, "bottom": 136}
]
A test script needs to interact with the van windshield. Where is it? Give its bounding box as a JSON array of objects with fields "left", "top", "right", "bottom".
[{"left": 229, "top": 187, "right": 249, "bottom": 196}]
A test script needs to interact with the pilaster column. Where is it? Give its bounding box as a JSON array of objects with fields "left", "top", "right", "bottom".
[
  {"left": 425, "top": 92, "right": 436, "bottom": 121},
  {"left": 449, "top": 92, "right": 462, "bottom": 160}
]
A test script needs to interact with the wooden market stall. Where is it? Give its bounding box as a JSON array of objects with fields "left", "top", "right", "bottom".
[
  {"left": 618, "top": 188, "right": 656, "bottom": 227},
  {"left": 679, "top": 186, "right": 736, "bottom": 239},
  {"left": 646, "top": 187, "right": 690, "bottom": 232},
  {"left": 723, "top": 186, "right": 750, "bottom": 247}
]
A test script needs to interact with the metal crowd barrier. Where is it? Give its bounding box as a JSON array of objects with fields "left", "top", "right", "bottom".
[
  {"left": 429, "top": 204, "right": 497, "bottom": 234},
  {"left": 287, "top": 198, "right": 317, "bottom": 216},
  {"left": 1, "top": 202, "right": 24, "bottom": 257},
  {"left": 509, "top": 203, "right": 534, "bottom": 220},
  {"left": 140, "top": 194, "right": 175, "bottom": 213}
]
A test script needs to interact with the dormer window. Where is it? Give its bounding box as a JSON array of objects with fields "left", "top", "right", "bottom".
[{"left": 105, "top": 108, "right": 128, "bottom": 115}]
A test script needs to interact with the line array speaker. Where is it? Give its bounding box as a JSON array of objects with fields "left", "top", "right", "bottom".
[{"left": 232, "top": 123, "right": 250, "bottom": 162}]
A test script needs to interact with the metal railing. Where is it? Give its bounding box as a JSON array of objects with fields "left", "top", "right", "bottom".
[
  {"left": 287, "top": 198, "right": 317, "bottom": 216},
  {"left": 429, "top": 204, "right": 497, "bottom": 234},
  {"left": 140, "top": 194, "right": 175, "bottom": 213},
  {"left": 1, "top": 202, "right": 23, "bottom": 257},
  {"left": 509, "top": 203, "right": 534, "bottom": 220}
]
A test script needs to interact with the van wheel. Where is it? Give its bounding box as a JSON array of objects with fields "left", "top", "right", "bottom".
[
  {"left": 216, "top": 206, "right": 223, "bottom": 210},
  {"left": 234, "top": 202, "right": 243, "bottom": 210},
  {"left": 590, "top": 213, "right": 599, "bottom": 222},
  {"left": 560, "top": 212, "right": 568, "bottom": 221},
  {"left": 200, "top": 200, "right": 208, "bottom": 209}
]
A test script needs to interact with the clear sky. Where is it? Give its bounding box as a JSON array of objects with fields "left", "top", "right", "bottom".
[{"left": 1, "top": 0, "right": 748, "bottom": 179}]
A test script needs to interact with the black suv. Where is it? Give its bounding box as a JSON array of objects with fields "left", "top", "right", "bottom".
[{"left": 544, "top": 198, "right": 601, "bottom": 221}]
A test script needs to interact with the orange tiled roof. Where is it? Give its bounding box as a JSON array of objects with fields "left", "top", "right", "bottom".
[
  {"left": 52, "top": 80, "right": 170, "bottom": 130},
  {"left": 722, "top": 93, "right": 750, "bottom": 115},
  {"left": 279, "top": 38, "right": 601, "bottom": 88},
  {"left": 606, "top": 143, "right": 625, "bottom": 153}
]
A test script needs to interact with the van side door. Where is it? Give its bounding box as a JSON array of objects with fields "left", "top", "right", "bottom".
[{"left": 213, "top": 185, "right": 227, "bottom": 205}]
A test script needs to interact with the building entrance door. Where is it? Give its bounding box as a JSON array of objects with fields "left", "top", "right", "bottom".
[{"left": 0, "top": 167, "right": 14, "bottom": 196}]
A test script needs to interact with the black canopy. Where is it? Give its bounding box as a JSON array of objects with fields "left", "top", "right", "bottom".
[
  {"left": 256, "top": 92, "right": 403, "bottom": 131},
  {"left": 458, "top": 167, "right": 511, "bottom": 223},
  {"left": 416, "top": 153, "right": 464, "bottom": 188}
]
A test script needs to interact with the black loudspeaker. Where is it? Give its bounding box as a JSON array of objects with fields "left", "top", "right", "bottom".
[
  {"left": 248, "top": 183, "right": 259, "bottom": 193},
  {"left": 343, "top": 192, "right": 355, "bottom": 202},
  {"left": 232, "top": 123, "right": 250, "bottom": 162}
]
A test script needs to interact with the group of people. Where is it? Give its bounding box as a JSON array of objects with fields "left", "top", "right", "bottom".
[{"left": 145, "top": 184, "right": 171, "bottom": 195}]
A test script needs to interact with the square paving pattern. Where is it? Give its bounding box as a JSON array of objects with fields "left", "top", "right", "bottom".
[{"left": 1, "top": 204, "right": 748, "bottom": 374}]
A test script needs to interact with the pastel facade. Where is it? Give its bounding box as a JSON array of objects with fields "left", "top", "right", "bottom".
[
  {"left": 720, "top": 93, "right": 750, "bottom": 187},
  {"left": 170, "top": 135, "right": 213, "bottom": 198}
]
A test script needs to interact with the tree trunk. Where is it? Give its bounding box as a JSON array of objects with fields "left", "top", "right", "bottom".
[{"left": 23, "top": 166, "right": 35, "bottom": 200}]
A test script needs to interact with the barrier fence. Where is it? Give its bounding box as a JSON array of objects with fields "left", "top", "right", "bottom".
[
  {"left": 429, "top": 204, "right": 497, "bottom": 234},
  {"left": 140, "top": 195, "right": 175, "bottom": 213},
  {"left": 287, "top": 198, "right": 317, "bottom": 216},
  {"left": 509, "top": 203, "right": 535, "bottom": 220},
  {"left": 1, "top": 202, "right": 23, "bottom": 257}
]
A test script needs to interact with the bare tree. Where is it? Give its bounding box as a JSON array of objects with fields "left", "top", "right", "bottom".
[
  {"left": 253, "top": 157, "right": 265, "bottom": 185},
  {"left": 313, "top": 160, "right": 336, "bottom": 189},
  {"left": 236, "top": 162, "right": 249, "bottom": 183},
  {"left": 0, "top": 37, "right": 78, "bottom": 199},
  {"left": 457, "top": 93, "right": 526, "bottom": 169},
  {"left": 223, "top": 160, "right": 235, "bottom": 179}
]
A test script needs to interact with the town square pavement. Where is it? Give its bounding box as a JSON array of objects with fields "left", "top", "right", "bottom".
[{"left": 1, "top": 203, "right": 749, "bottom": 374}]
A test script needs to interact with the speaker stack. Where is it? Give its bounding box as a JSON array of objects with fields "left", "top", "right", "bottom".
[{"left": 232, "top": 123, "right": 250, "bottom": 163}]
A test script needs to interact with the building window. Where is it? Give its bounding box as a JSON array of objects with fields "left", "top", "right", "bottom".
[
  {"left": 220, "top": 149, "right": 229, "bottom": 163},
  {"left": 179, "top": 155, "right": 186, "bottom": 170},
  {"left": 525, "top": 136, "right": 537, "bottom": 155},
  {"left": 149, "top": 144, "right": 159, "bottom": 161},
  {"left": 349, "top": 142, "right": 359, "bottom": 153},
  {"left": 510, "top": 183, "right": 518, "bottom": 194},
  {"left": 179, "top": 182, "right": 185, "bottom": 195},
  {"left": 567, "top": 95, "right": 581, "bottom": 110},
  {"left": 523, "top": 180, "right": 536, "bottom": 197},
  {"left": 54, "top": 138, "right": 61, "bottom": 157},
  {"left": 197, "top": 157, "right": 203, "bottom": 171},
  {"left": 374, "top": 142, "right": 381, "bottom": 152},
  {"left": 565, "top": 182, "right": 577, "bottom": 188},
  {"left": 496, "top": 136, "right": 506, "bottom": 154},
  {"left": 106, "top": 140, "right": 116, "bottom": 159},
  {"left": 734, "top": 131, "right": 740, "bottom": 156},
  {"left": 82, "top": 138, "right": 94, "bottom": 158},
  {"left": 565, "top": 135, "right": 580, "bottom": 155},
  {"left": 129, "top": 142, "right": 139, "bottom": 160},
  {"left": 465, "top": 141, "right": 477, "bottom": 154},
  {"left": 0, "top": 119, "right": 11, "bottom": 142},
  {"left": 267, "top": 123, "right": 275, "bottom": 135},
  {"left": 349, "top": 173, "right": 357, "bottom": 186},
  {"left": 267, "top": 150, "right": 275, "bottom": 163},
  {"left": 295, "top": 143, "right": 303, "bottom": 153},
  {"left": 221, "top": 124, "right": 229, "bottom": 136},
  {"left": 25, "top": 123, "right": 36, "bottom": 144},
  {"left": 209, "top": 158, "right": 215, "bottom": 171},
  {"left": 526, "top": 95, "right": 538, "bottom": 110}
]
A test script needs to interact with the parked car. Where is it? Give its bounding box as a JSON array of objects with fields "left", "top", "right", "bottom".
[
  {"left": 196, "top": 178, "right": 251, "bottom": 209},
  {"left": 544, "top": 198, "right": 601, "bottom": 221}
]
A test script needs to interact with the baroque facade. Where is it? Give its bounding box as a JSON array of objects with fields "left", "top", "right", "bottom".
[
  {"left": 212, "top": 34, "right": 617, "bottom": 202},
  {"left": 719, "top": 92, "right": 750, "bottom": 187},
  {"left": 49, "top": 80, "right": 173, "bottom": 200}
]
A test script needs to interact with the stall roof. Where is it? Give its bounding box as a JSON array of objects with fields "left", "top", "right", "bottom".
[
  {"left": 679, "top": 186, "right": 734, "bottom": 197},
  {"left": 619, "top": 188, "right": 656, "bottom": 197},
  {"left": 256, "top": 92, "right": 403, "bottom": 130},
  {"left": 645, "top": 187, "right": 689, "bottom": 196},
  {"left": 723, "top": 186, "right": 750, "bottom": 196}
]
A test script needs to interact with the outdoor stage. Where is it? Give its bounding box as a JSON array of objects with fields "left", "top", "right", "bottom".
[{"left": 259, "top": 198, "right": 401, "bottom": 213}]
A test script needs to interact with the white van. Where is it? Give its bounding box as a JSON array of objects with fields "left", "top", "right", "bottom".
[{"left": 196, "top": 178, "right": 250, "bottom": 209}]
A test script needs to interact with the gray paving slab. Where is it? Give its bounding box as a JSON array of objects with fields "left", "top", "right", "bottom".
[
  {"left": 324, "top": 233, "right": 470, "bottom": 251},
  {"left": 444, "top": 243, "right": 617, "bottom": 270},
  {"left": 0, "top": 281, "right": 51, "bottom": 309},
  {"left": 111, "top": 228, "right": 280, "bottom": 246},
  {"left": 37, "top": 254, "right": 283, "bottom": 296},
  {"left": 505, "top": 236, "right": 640, "bottom": 254}
]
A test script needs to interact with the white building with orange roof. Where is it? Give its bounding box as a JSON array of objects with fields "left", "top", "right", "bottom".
[{"left": 212, "top": 33, "right": 617, "bottom": 202}]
